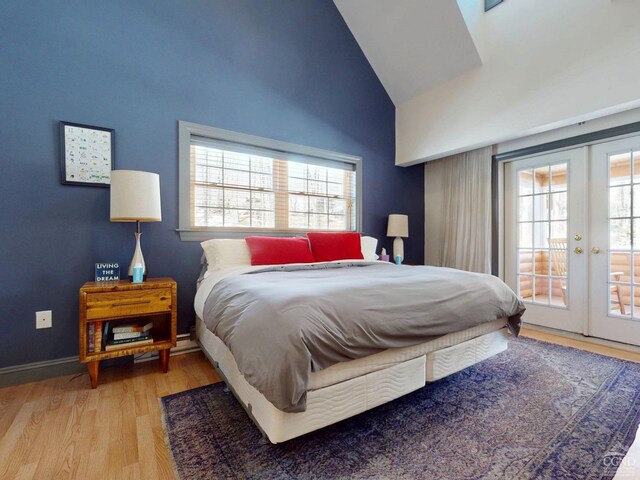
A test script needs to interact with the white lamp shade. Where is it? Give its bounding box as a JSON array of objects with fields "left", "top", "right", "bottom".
[
  {"left": 110, "top": 170, "right": 162, "bottom": 222},
  {"left": 387, "top": 214, "right": 408, "bottom": 237}
]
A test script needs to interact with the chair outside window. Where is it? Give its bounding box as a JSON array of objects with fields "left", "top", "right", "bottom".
[
  {"left": 549, "top": 237, "right": 625, "bottom": 313},
  {"left": 549, "top": 238, "right": 568, "bottom": 305},
  {"left": 610, "top": 271, "right": 626, "bottom": 315}
]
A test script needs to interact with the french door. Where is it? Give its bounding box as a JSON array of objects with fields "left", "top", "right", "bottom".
[
  {"left": 506, "top": 138, "right": 640, "bottom": 346},
  {"left": 589, "top": 137, "right": 640, "bottom": 345},
  {"left": 505, "top": 148, "right": 588, "bottom": 334}
]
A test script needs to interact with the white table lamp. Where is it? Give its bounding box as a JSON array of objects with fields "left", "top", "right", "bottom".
[
  {"left": 387, "top": 214, "right": 409, "bottom": 263},
  {"left": 110, "top": 170, "right": 162, "bottom": 279}
]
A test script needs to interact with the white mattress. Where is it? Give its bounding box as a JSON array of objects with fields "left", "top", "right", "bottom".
[
  {"left": 196, "top": 315, "right": 507, "bottom": 390},
  {"left": 309, "top": 318, "right": 506, "bottom": 389}
]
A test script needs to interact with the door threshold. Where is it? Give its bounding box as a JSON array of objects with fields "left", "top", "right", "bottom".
[{"left": 522, "top": 323, "right": 640, "bottom": 354}]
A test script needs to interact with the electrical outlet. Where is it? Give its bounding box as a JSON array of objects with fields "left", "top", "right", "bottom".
[{"left": 36, "top": 310, "right": 52, "bottom": 329}]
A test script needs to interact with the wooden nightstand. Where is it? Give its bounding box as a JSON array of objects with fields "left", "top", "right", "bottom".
[{"left": 79, "top": 278, "right": 177, "bottom": 388}]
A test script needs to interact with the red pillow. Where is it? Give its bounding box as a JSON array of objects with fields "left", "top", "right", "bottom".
[
  {"left": 307, "top": 232, "right": 364, "bottom": 262},
  {"left": 245, "top": 237, "right": 314, "bottom": 266}
]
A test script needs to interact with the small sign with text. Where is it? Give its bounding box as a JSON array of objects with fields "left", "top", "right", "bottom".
[{"left": 95, "top": 262, "right": 120, "bottom": 282}]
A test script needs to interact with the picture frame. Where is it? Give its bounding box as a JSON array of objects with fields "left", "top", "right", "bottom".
[{"left": 60, "top": 121, "right": 115, "bottom": 187}]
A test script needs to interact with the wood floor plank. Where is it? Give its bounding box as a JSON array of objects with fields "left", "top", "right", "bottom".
[
  {"left": 133, "top": 374, "right": 149, "bottom": 418},
  {"left": 47, "top": 374, "right": 96, "bottom": 479},
  {"left": 86, "top": 448, "right": 109, "bottom": 480},
  {"left": 66, "top": 409, "right": 96, "bottom": 480},
  {"left": 89, "top": 384, "right": 111, "bottom": 452},
  {"left": 45, "top": 403, "right": 84, "bottom": 480},
  {"left": 0, "top": 395, "right": 29, "bottom": 441},
  {"left": 0, "top": 401, "right": 37, "bottom": 479},
  {"left": 121, "top": 388, "right": 140, "bottom": 467},
  {"left": 82, "top": 378, "right": 101, "bottom": 412},
  {"left": 136, "top": 414, "right": 161, "bottom": 480},
  {"left": 13, "top": 461, "right": 38, "bottom": 480},
  {"left": 31, "top": 405, "right": 74, "bottom": 479},
  {"left": 121, "top": 462, "right": 142, "bottom": 480},
  {"left": 151, "top": 411, "right": 176, "bottom": 480},
  {"left": 3, "top": 409, "right": 45, "bottom": 476},
  {"left": 104, "top": 388, "right": 127, "bottom": 478}
]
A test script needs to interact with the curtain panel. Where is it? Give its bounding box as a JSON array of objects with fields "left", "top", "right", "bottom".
[{"left": 439, "top": 146, "right": 492, "bottom": 273}]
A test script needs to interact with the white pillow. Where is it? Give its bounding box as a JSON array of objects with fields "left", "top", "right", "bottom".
[
  {"left": 201, "top": 239, "right": 251, "bottom": 272},
  {"left": 360, "top": 236, "right": 378, "bottom": 261}
]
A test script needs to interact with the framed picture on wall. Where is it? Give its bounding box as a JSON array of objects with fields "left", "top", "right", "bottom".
[{"left": 60, "top": 121, "right": 115, "bottom": 187}]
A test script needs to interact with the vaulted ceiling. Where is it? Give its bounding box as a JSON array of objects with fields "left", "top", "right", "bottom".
[
  {"left": 334, "top": 0, "right": 482, "bottom": 105},
  {"left": 337, "top": 0, "right": 640, "bottom": 164}
]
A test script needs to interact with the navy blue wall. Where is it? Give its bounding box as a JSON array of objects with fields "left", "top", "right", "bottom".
[{"left": 0, "top": 0, "right": 424, "bottom": 368}]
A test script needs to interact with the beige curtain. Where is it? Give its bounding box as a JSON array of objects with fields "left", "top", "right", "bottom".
[{"left": 439, "top": 146, "right": 492, "bottom": 273}]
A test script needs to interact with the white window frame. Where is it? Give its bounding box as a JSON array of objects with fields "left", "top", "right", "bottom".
[{"left": 177, "top": 121, "right": 362, "bottom": 241}]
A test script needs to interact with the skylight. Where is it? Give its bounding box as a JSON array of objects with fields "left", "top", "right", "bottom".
[{"left": 485, "top": 0, "right": 503, "bottom": 12}]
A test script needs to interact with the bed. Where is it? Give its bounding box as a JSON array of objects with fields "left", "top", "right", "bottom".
[{"left": 194, "top": 237, "right": 525, "bottom": 444}]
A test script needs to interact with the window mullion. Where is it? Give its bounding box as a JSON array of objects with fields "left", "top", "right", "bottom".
[
  {"left": 344, "top": 170, "right": 352, "bottom": 231},
  {"left": 221, "top": 151, "right": 226, "bottom": 227},
  {"left": 274, "top": 159, "right": 288, "bottom": 231}
]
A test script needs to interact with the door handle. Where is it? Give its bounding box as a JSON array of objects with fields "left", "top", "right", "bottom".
[
  {"left": 574, "top": 234, "right": 582, "bottom": 241},
  {"left": 591, "top": 247, "right": 600, "bottom": 254},
  {"left": 574, "top": 247, "right": 584, "bottom": 254}
]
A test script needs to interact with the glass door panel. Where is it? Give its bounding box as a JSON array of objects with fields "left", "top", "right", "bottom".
[
  {"left": 605, "top": 148, "right": 640, "bottom": 319},
  {"left": 608, "top": 152, "right": 633, "bottom": 317},
  {"left": 516, "top": 163, "right": 568, "bottom": 307},
  {"left": 505, "top": 148, "right": 587, "bottom": 334},
  {"left": 590, "top": 138, "right": 640, "bottom": 345}
]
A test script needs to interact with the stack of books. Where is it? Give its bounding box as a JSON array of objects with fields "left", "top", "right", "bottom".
[{"left": 104, "top": 321, "right": 154, "bottom": 351}]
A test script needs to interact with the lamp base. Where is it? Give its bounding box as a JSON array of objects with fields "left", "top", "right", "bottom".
[
  {"left": 127, "top": 273, "right": 148, "bottom": 281},
  {"left": 127, "top": 230, "right": 147, "bottom": 281},
  {"left": 393, "top": 237, "right": 404, "bottom": 264}
]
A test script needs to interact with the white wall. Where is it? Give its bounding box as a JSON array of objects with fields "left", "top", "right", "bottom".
[
  {"left": 497, "top": 107, "right": 640, "bottom": 155},
  {"left": 397, "top": 0, "right": 640, "bottom": 166}
]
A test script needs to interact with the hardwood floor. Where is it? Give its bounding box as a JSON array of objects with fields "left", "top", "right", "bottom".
[
  {"left": 0, "top": 352, "right": 220, "bottom": 480},
  {"left": 0, "top": 332, "right": 637, "bottom": 480},
  {"left": 520, "top": 326, "right": 640, "bottom": 363}
]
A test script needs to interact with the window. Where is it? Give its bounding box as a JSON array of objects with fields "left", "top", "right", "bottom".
[
  {"left": 484, "top": 0, "right": 503, "bottom": 12},
  {"left": 178, "top": 121, "right": 361, "bottom": 240}
]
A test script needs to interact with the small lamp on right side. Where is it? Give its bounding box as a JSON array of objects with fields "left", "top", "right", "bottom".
[{"left": 387, "top": 214, "right": 409, "bottom": 264}]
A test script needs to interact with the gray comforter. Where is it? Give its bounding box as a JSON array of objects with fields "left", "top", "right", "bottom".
[{"left": 203, "top": 262, "right": 525, "bottom": 412}]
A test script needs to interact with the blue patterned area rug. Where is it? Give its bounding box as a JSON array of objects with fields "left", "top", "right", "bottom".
[{"left": 161, "top": 338, "right": 640, "bottom": 479}]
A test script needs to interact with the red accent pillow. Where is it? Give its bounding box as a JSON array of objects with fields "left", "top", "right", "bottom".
[
  {"left": 245, "top": 237, "right": 315, "bottom": 266},
  {"left": 307, "top": 232, "right": 364, "bottom": 262}
]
